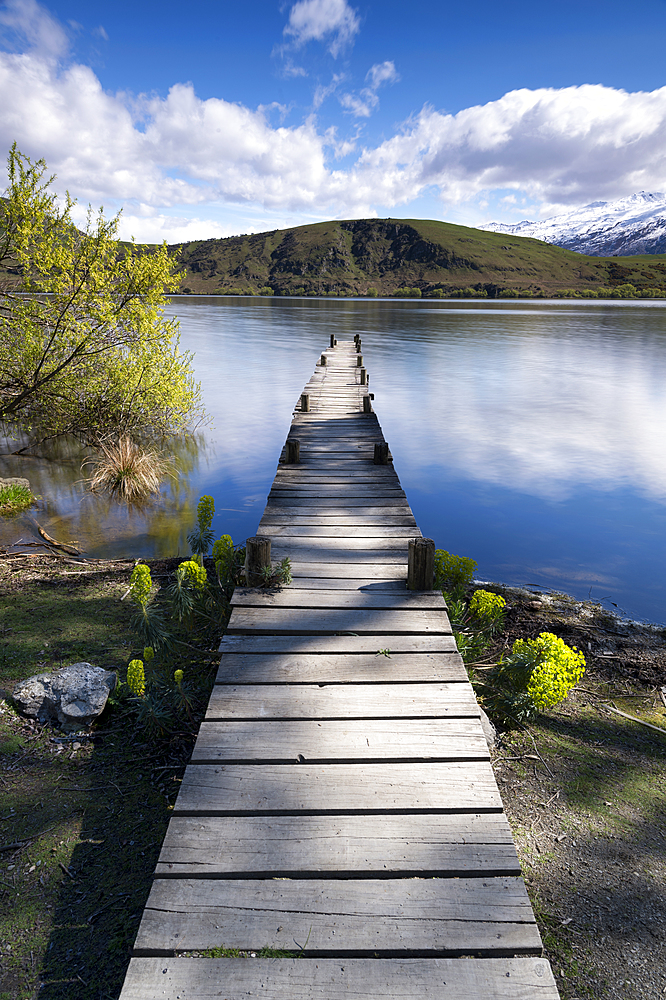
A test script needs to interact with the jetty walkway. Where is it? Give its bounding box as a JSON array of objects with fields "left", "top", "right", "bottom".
[{"left": 120, "top": 341, "right": 559, "bottom": 998}]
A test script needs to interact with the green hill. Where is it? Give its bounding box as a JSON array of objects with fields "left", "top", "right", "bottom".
[{"left": 169, "top": 218, "right": 666, "bottom": 297}]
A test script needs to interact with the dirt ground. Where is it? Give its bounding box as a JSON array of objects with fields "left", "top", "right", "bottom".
[{"left": 0, "top": 557, "right": 665, "bottom": 999}]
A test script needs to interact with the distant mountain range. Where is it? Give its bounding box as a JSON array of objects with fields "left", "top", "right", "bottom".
[{"left": 481, "top": 192, "right": 666, "bottom": 256}]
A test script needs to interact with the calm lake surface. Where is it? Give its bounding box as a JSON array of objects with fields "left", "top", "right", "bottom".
[{"left": 3, "top": 296, "right": 666, "bottom": 624}]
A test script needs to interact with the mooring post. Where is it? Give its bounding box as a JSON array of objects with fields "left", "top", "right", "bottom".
[
  {"left": 356, "top": 341, "right": 362, "bottom": 354},
  {"left": 408, "top": 537, "right": 435, "bottom": 590},
  {"left": 363, "top": 395, "right": 372, "bottom": 413},
  {"left": 285, "top": 438, "right": 300, "bottom": 464},
  {"left": 320, "top": 354, "right": 327, "bottom": 366},
  {"left": 300, "top": 393, "right": 310, "bottom": 412},
  {"left": 374, "top": 442, "right": 390, "bottom": 465},
  {"left": 356, "top": 355, "right": 363, "bottom": 367},
  {"left": 245, "top": 536, "right": 272, "bottom": 587},
  {"left": 359, "top": 367, "right": 367, "bottom": 385},
  {"left": 329, "top": 334, "right": 335, "bottom": 348}
]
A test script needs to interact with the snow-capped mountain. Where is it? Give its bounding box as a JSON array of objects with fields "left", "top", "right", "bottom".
[{"left": 481, "top": 192, "right": 666, "bottom": 256}]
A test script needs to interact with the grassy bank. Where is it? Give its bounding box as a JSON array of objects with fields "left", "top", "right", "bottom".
[{"left": 0, "top": 558, "right": 665, "bottom": 999}]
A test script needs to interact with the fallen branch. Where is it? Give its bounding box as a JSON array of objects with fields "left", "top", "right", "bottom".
[
  {"left": 33, "top": 521, "right": 82, "bottom": 556},
  {"left": 600, "top": 704, "right": 666, "bottom": 736}
]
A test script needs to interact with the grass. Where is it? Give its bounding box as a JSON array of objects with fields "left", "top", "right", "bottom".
[
  {"left": 83, "top": 436, "right": 172, "bottom": 503},
  {"left": 0, "top": 483, "right": 35, "bottom": 517}
]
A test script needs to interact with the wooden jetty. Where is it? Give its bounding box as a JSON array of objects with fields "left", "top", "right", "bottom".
[{"left": 120, "top": 341, "right": 559, "bottom": 998}]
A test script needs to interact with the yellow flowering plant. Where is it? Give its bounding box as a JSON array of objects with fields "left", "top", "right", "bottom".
[{"left": 126, "top": 659, "right": 145, "bottom": 697}]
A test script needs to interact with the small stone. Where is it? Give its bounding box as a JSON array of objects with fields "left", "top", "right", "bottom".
[{"left": 478, "top": 707, "right": 497, "bottom": 747}]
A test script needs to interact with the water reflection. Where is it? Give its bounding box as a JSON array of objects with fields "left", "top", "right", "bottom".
[{"left": 2, "top": 296, "right": 666, "bottom": 622}]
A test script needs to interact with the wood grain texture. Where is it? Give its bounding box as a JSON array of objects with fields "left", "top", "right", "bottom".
[
  {"left": 120, "top": 957, "right": 559, "bottom": 999},
  {"left": 173, "top": 761, "right": 501, "bottom": 814},
  {"left": 226, "top": 607, "right": 450, "bottom": 635},
  {"left": 192, "top": 718, "right": 489, "bottom": 763},
  {"left": 205, "top": 683, "right": 478, "bottom": 720},
  {"left": 215, "top": 651, "right": 466, "bottom": 684},
  {"left": 134, "top": 877, "right": 540, "bottom": 955},
  {"left": 258, "top": 525, "right": 420, "bottom": 537},
  {"left": 230, "top": 588, "right": 447, "bottom": 610},
  {"left": 218, "top": 634, "right": 458, "bottom": 654},
  {"left": 155, "top": 813, "right": 521, "bottom": 877}
]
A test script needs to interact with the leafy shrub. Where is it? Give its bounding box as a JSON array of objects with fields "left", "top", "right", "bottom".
[
  {"left": 483, "top": 631, "right": 585, "bottom": 724},
  {"left": 434, "top": 549, "right": 478, "bottom": 600},
  {"left": 469, "top": 589, "right": 506, "bottom": 632},
  {"left": 188, "top": 495, "right": 215, "bottom": 564},
  {"left": 258, "top": 557, "right": 293, "bottom": 587},
  {"left": 128, "top": 563, "right": 171, "bottom": 649},
  {"left": 126, "top": 658, "right": 145, "bottom": 696},
  {"left": 611, "top": 283, "right": 639, "bottom": 299}
]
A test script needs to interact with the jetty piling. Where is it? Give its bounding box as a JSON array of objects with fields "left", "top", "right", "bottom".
[{"left": 120, "top": 340, "right": 559, "bottom": 999}]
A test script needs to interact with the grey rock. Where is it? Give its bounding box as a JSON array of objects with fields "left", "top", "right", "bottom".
[
  {"left": 0, "top": 477, "right": 30, "bottom": 491},
  {"left": 12, "top": 663, "right": 116, "bottom": 730},
  {"left": 479, "top": 706, "right": 497, "bottom": 748}
]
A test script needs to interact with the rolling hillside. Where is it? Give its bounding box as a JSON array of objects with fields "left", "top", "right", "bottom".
[{"left": 170, "top": 218, "right": 666, "bottom": 297}]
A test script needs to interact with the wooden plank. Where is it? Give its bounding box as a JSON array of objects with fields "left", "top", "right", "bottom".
[
  {"left": 218, "top": 634, "right": 457, "bottom": 654},
  {"left": 215, "top": 651, "right": 466, "bottom": 684},
  {"left": 134, "top": 877, "right": 541, "bottom": 956},
  {"left": 121, "top": 957, "right": 559, "bottom": 999},
  {"left": 258, "top": 525, "right": 420, "bottom": 537},
  {"left": 192, "top": 718, "right": 489, "bottom": 763},
  {"left": 227, "top": 607, "right": 449, "bottom": 635},
  {"left": 270, "top": 546, "right": 408, "bottom": 563},
  {"left": 260, "top": 509, "right": 415, "bottom": 519},
  {"left": 230, "top": 589, "right": 446, "bottom": 609},
  {"left": 174, "top": 761, "right": 501, "bottom": 814},
  {"left": 155, "top": 813, "right": 521, "bottom": 876},
  {"left": 286, "top": 562, "right": 406, "bottom": 577},
  {"left": 285, "top": 577, "right": 410, "bottom": 590},
  {"left": 206, "top": 683, "right": 477, "bottom": 720},
  {"left": 267, "top": 497, "right": 410, "bottom": 507}
]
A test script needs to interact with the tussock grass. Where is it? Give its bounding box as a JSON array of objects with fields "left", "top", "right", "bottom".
[
  {"left": 84, "top": 435, "right": 172, "bottom": 502},
  {"left": 0, "top": 482, "right": 35, "bottom": 516}
]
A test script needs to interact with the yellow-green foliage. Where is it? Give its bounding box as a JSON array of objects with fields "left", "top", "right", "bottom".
[
  {"left": 143, "top": 646, "right": 154, "bottom": 663},
  {"left": 177, "top": 559, "right": 207, "bottom": 590},
  {"left": 0, "top": 145, "right": 202, "bottom": 447},
  {"left": 469, "top": 589, "right": 506, "bottom": 619},
  {"left": 129, "top": 564, "right": 153, "bottom": 609},
  {"left": 127, "top": 659, "right": 145, "bottom": 697},
  {"left": 212, "top": 534, "right": 235, "bottom": 581},
  {"left": 174, "top": 669, "right": 184, "bottom": 687},
  {"left": 517, "top": 632, "right": 586, "bottom": 710},
  {"left": 434, "top": 549, "right": 478, "bottom": 597}
]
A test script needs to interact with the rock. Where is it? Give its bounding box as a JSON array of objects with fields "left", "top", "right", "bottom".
[
  {"left": 0, "top": 476, "right": 31, "bottom": 491},
  {"left": 479, "top": 706, "right": 497, "bottom": 748},
  {"left": 12, "top": 663, "right": 116, "bottom": 730}
]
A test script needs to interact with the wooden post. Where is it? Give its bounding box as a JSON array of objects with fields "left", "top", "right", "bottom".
[
  {"left": 320, "top": 354, "right": 327, "bottom": 366},
  {"left": 408, "top": 538, "right": 435, "bottom": 591},
  {"left": 356, "top": 341, "right": 362, "bottom": 353},
  {"left": 300, "top": 393, "right": 310, "bottom": 412},
  {"left": 363, "top": 395, "right": 372, "bottom": 413},
  {"left": 285, "top": 438, "right": 300, "bottom": 464},
  {"left": 359, "top": 367, "right": 366, "bottom": 385},
  {"left": 374, "top": 442, "right": 390, "bottom": 465},
  {"left": 329, "top": 334, "right": 336, "bottom": 348},
  {"left": 245, "top": 536, "right": 272, "bottom": 587},
  {"left": 356, "top": 355, "right": 363, "bottom": 367}
]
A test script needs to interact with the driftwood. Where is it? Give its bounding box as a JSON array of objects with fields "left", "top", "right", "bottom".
[{"left": 33, "top": 521, "right": 82, "bottom": 556}]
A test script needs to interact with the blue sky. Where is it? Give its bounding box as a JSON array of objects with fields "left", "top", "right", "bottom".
[{"left": 3, "top": 0, "right": 666, "bottom": 241}]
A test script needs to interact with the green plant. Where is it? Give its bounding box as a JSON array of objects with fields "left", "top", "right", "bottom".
[
  {"left": 482, "top": 632, "right": 586, "bottom": 725},
  {"left": 84, "top": 436, "right": 172, "bottom": 501},
  {"left": 212, "top": 534, "right": 235, "bottom": 583},
  {"left": 166, "top": 559, "right": 208, "bottom": 625},
  {"left": 434, "top": 549, "right": 478, "bottom": 600},
  {"left": 188, "top": 495, "right": 216, "bottom": 564},
  {"left": 0, "top": 482, "right": 35, "bottom": 516},
  {"left": 468, "top": 589, "right": 506, "bottom": 633},
  {"left": 258, "top": 557, "right": 292, "bottom": 588},
  {"left": 126, "top": 658, "right": 145, "bottom": 697},
  {"left": 128, "top": 563, "right": 171, "bottom": 649}
]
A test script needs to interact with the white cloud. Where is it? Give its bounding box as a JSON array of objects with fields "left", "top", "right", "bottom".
[
  {"left": 340, "top": 60, "right": 399, "bottom": 118},
  {"left": 283, "top": 0, "right": 359, "bottom": 57},
  {"left": 0, "top": 0, "right": 68, "bottom": 59}
]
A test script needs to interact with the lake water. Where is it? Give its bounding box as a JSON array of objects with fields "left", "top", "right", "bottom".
[{"left": 2, "top": 296, "right": 666, "bottom": 624}]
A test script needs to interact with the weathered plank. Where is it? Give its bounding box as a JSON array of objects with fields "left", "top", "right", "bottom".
[
  {"left": 215, "top": 651, "right": 466, "bottom": 684},
  {"left": 270, "top": 547, "right": 408, "bottom": 563},
  {"left": 155, "top": 813, "right": 521, "bottom": 877},
  {"left": 174, "top": 761, "right": 501, "bottom": 814},
  {"left": 121, "top": 957, "right": 559, "bottom": 999},
  {"left": 230, "top": 588, "right": 446, "bottom": 609},
  {"left": 267, "top": 497, "right": 410, "bottom": 507},
  {"left": 226, "top": 607, "right": 449, "bottom": 635},
  {"left": 134, "top": 877, "right": 541, "bottom": 955},
  {"left": 260, "top": 509, "right": 415, "bottom": 520},
  {"left": 192, "top": 718, "right": 489, "bottom": 763},
  {"left": 218, "top": 634, "right": 457, "bottom": 654},
  {"left": 258, "top": 525, "right": 420, "bottom": 537},
  {"left": 205, "top": 683, "right": 477, "bottom": 720},
  {"left": 285, "top": 577, "right": 409, "bottom": 590}
]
